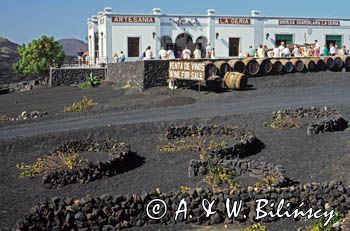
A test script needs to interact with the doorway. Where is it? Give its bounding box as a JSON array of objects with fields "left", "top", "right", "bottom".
[
  {"left": 195, "top": 36, "right": 208, "bottom": 58},
  {"left": 275, "top": 34, "right": 294, "bottom": 46},
  {"left": 229, "top": 37, "right": 240, "bottom": 57},
  {"left": 326, "top": 35, "right": 342, "bottom": 48},
  {"left": 175, "top": 33, "right": 194, "bottom": 57}
]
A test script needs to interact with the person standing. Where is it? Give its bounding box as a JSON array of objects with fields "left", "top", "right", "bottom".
[
  {"left": 167, "top": 48, "right": 175, "bottom": 60},
  {"left": 144, "top": 46, "right": 153, "bottom": 60},
  {"left": 211, "top": 48, "right": 216, "bottom": 59},
  {"left": 278, "top": 41, "right": 285, "bottom": 51},
  {"left": 119, "top": 51, "right": 126, "bottom": 63},
  {"left": 339, "top": 45, "right": 347, "bottom": 56},
  {"left": 112, "top": 52, "right": 119, "bottom": 63},
  {"left": 257, "top": 44, "right": 266, "bottom": 58},
  {"left": 282, "top": 47, "right": 291, "bottom": 57},
  {"left": 313, "top": 40, "right": 320, "bottom": 56},
  {"left": 205, "top": 43, "right": 212, "bottom": 58},
  {"left": 159, "top": 47, "right": 167, "bottom": 60},
  {"left": 77, "top": 49, "right": 84, "bottom": 66},
  {"left": 329, "top": 43, "right": 337, "bottom": 56},
  {"left": 247, "top": 45, "right": 256, "bottom": 57},
  {"left": 193, "top": 47, "right": 202, "bottom": 59},
  {"left": 292, "top": 45, "right": 300, "bottom": 57},
  {"left": 273, "top": 46, "right": 281, "bottom": 58},
  {"left": 182, "top": 47, "right": 192, "bottom": 60},
  {"left": 322, "top": 44, "right": 329, "bottom": 57}
]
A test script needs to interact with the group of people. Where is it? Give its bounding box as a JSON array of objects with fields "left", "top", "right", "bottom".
[
  {"left": 138, "top": 44, "right": 216, "bottom": 61},
  {"left": 242, "top": 40, "right": 348, "bottom": 59},
  {"left": 112, "top": 51, "right": 126, "bottom": 63}
]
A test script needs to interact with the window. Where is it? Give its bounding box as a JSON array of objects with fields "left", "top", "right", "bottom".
[
  {"left": 128, "top": 37, "right": 140, "bottom": 57},
  {"left": 275, "top": 34, "right": 293, "bottom": 46},
  {"left": 229, "top": 38, "right": 240, "bottom": 57},
  {"left": 326, "top": 35, "right": 342, "bottom": 48}
]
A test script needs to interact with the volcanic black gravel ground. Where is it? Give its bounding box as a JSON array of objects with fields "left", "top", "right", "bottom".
[{"left": 1, "top": 71, "right": 350, "bottom": 230}]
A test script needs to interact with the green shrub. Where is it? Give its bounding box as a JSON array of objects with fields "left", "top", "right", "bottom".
[{"left": 79, "top": 73, "right": 101, "bottom": 89}]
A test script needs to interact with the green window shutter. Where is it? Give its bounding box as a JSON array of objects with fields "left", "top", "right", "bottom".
[{"left": 276, "top": 34, "right": 293, "bottom": 45}]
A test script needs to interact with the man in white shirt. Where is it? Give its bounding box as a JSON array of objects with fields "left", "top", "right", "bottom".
[
  {"left": 182, "top": 47, "right": 192, "bottom": 60},
  {"left": 118, "top": 51, "right": 126, "bottom": 63},
  {"left": 257, "top": 44, "right": 266, "bottom": 58},
  {"left": 329, "top": 43, "right": 337, "bottom": 56},
  {"left": 282, "top": 47, "right": 291, "bottom": 57},
  {"left": 205, "top": 43, "right": 212, "bottom": 58},
  {"left": 273, "top": 47, "right": 281, "bottom": 58},
  {"left": 193, "top": 47, "right": 202, "bottom": 59},
  {"left": 159, "top": 47, "right": 167, "bottom": 60},
  {"left": 144, "top": 46, "right": 153, "bottom": 60},
  {"left": 278, "top": 41, "right": 285, "bottom": 51}
]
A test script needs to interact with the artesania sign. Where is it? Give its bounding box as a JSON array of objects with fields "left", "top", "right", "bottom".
[
  {"left": 218, "top": 18, "right": 251, "bottom": 25},
  {"left": 169, "top": 62, "right": 205, "bottom": 81},
  {"left": 112, "top": 16, "right": 155, "bottom": 23},
  {"left": 279, "top": 19, "right": 340, "bottom": 26}
]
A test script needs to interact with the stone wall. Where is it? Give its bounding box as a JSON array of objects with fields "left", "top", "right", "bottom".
[
  {"left": 49, "top": 67, "right": 106, "bottom": 87},
  {"left": 106, "top": 62, "right": 144, "bottom": 89},
  {"left": 106, "top": 60, "right": 169, "bottom": 90},
  {"left": 0, "top": 79, "right": 39, "bottom": 95}
]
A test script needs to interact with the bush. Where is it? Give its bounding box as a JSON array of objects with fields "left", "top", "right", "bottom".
[
  {"left": 13, "top": 35, "right": 65, "bottom": 78},
  {"left": 79, "top": 73, "right": 101, "bottom": 89},
  {"left": 307, "top": 210, "right": 341, "bottom": 231},
  {"left": 64, "top": 96, "right": 97, "bottom": 113},
  {"left": 16, "top": 152, "right": 86, "bottom": 179},
  {"left": 264, "top": 113, "right": 301, "bottom": 130},
  {"left": 244, "top": 223, "right": 267, "bottom": 231}
]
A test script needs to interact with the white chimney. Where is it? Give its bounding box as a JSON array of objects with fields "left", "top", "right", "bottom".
[
  {"left": 251, "top": 10, "right": 261, "bottom": 17},
  {"left": 104, "top": 7, "right": 112, "bottom": 15},
  {"left": 97, "top": 11, "right": 104, "bottom": 17},
  {"left": 207, "top": 9, "right": 216, "bottom": 16},
  {"left": 152, "top": 8, "right": 161, "bottom": 15}
]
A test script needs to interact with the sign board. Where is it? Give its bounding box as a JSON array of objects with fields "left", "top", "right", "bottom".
[
  {"left": 218, "top": 18, "right": 251, "bottom": 25},
  {"left": 278, "top": 19, "right": 340, "bottom": 26},
  {"left": 169, "top": 61, "right": 205, "bottom": 81},
  {"left": 112, "top": 16, "right": 155, "bottom": 23}
]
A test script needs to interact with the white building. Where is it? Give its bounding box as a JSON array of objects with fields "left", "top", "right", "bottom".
[{"left": 87, "top": 7, "right": 350, "bottom": 63}]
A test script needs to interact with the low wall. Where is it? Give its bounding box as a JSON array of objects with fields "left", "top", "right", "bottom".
[
  {"left": 106, "top": 60, "right": 169, "bottom": 90},
  {"left": 49, "top": 67, "right": 106, "bottom": 87},
  {"left": 0, "top": 79, "right": 39, "bottom": 95}
]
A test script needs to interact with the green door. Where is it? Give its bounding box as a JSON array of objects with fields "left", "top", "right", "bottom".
[
  {"left": 275, "top": 34, "right": 294, "bottom": 46},
  {"left": 326, "top": 35, "right": 342, "bottom": 48}
]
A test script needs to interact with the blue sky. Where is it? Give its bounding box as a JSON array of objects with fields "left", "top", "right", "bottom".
[{"left": 1, "top": 0, "right": 350, "bottom": 44}]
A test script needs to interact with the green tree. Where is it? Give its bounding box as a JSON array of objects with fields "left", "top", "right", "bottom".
[{"left": 13, "top": 35, "right": 65, "bottom": 78}]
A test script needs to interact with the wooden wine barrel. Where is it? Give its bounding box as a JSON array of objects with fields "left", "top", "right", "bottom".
[
  {"left": 304, "top": 59, "right": 317, "bottom": 72},
  {"left": 257, "top": 58, "right": 273, "bottom": 74},
  {"left": 290, "top": 59, "right": 305, "bottom": 72},
  {"left": 243, "top": 58, "right": 260, "bottom": 76},
  {"left": 270, "top": 59, "right": 284, "bottom": 74},
  {"left": 223, "top": 72, "right": 248, "bottom": 90},
  {"left": 206, "top": 75, "right": 224, "bottom": 91},
  {"left": 323, "top": 57, "right": 335, "bottom": 70},
  {"left": 228, "top": 60, "right": 246, "bottom": 73},
  {"left": 280, "top": 59, "right": 294, "bottom": 73},
  {"left": 313, "top": 58, "right": 327, "bottom": 71},
  {"left": 214, "top": 61, "right": 231, "bottom": 77},
  {"left": 203, "top": 61, "right": 218, "bottom": 77},
  {"left": 341, "top": 56, "right": 350, "bottom": 67},
  {"left": 333, "top": 56, "right": 344, "bottom": 70}
]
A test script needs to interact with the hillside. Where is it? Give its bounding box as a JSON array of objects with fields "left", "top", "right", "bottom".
[
  {"left": 58, "top": 38, "right": 88, "bottom": 57},
  {"left": 0, "top": 36, "right": 20, "bottom": 82}
]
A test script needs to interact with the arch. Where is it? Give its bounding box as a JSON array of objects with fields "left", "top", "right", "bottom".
[
  {"left": 195, "top": 36, "right": 208, "bottom": 58},
  {"left": 160, "top": 36, "right": 173, "bottom": 50},
  {"left": 174, "top": 33, "right": 194, "bottom": 57}
]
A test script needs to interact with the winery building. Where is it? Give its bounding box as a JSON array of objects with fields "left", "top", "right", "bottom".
[{"left": 87, "top": 7, "right": 350, "bottom": 63}]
